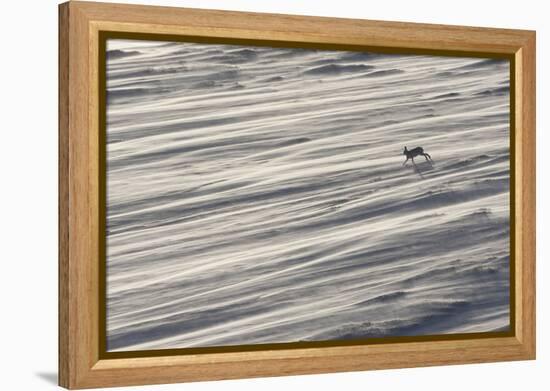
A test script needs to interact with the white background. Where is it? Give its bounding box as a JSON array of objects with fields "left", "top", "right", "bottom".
[{"left": 1, "top": 0, "right": 547, "bottom": 389}]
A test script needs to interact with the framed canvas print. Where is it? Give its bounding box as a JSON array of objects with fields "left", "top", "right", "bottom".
[{"left": 59, "top": 1, "right": 536, "bottom": 389}]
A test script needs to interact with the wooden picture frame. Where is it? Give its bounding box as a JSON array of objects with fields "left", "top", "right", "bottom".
[{"left": 59, "top": 1, "right": 536, "bottom": 389}]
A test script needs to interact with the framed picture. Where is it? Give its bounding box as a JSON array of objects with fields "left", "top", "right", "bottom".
[{"left": 59, "top": 1, "right": 536, "bottom": 389}]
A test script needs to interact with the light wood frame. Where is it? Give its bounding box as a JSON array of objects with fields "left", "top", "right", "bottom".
[{"left": 59, "top": 1, "right": 536, "bottom": 389}]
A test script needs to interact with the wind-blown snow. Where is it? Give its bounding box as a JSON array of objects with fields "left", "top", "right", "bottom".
[{"left": 105, "top": 39, "right": 510, "bottom": 352}]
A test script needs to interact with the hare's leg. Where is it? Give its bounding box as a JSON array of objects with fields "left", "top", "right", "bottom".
[
  {"left": 403, "top": 157, "right": 409, "bottom": 166},
  {"left": 422, "top": 153, "right": 430, "bottom": 162},
  {"left": 425, "top": 153, "right": 433, "bottom": 161}
]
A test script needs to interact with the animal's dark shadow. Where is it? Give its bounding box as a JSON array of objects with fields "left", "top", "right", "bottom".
[
  {"left": 35, "top": 372, "right": 57, "bottom": 385},
  {"left": 405, "top": 160, "right": 435, "bottom": 178}
]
